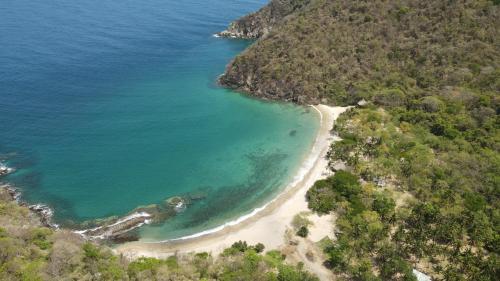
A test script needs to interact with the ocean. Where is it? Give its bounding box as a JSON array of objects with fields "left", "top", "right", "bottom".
[{"left": 0, "top": 0, "right": 319, "bottom": 240}]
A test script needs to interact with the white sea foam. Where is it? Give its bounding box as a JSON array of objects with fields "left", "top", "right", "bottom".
[
  {"left": 150, "top": 105, "right": 325, "bottom": 243},
  {"left": 0, "top": 162, "right": 14, "bottom": 174},
  {"left": 75, "top": 211, "right": 152, "bottom": 238},
  {"left": 174, "top": 201, "right": 186, "bottom": 212}
]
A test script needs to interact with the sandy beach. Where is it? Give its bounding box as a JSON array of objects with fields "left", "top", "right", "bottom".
[{"left": 115, "top": 104, "right": 349, "bottom": 261}]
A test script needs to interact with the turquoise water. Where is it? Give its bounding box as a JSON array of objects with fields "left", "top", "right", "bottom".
[{"left": 0, "top": 0, "right": 319, "bottom": 239}]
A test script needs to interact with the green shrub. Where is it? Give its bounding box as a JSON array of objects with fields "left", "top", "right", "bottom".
[
  {"left": 253, "top": 243, "right": 265, "bottom": 253},
  {"left": 292, "top": 212, "right": 312, "bottom": 230},
  {"left": 306, "top": 181, "right": 336, "bottom": 213},
  {"left": 231, "top": 240, "right": 248, "bottom": 252},
  {"left": 277, "top": 264, "right": 319, "bottom": 281},
  {"left": 330, "top": 171, "right": 361, "bottom": 198},
  {"left": 30, "top": 228, "right": 53, "bottom": 250},
  {"left": 372, "top": 193, "right": 396, "bottom": 220},
  {"left": 128, "top": 257, "right": 164, "bottom": 275},
  {"left": 82, "top": 242, "right": 100, "bottom": 260},
  {"left": 296, "top": 226, "right": 309, "bottom": 238}
]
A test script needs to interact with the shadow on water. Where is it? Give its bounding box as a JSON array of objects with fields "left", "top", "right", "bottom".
[
  {"left": 0, "top": 147, "right": 83, "bottom": 223},
  {"left": 174, "top": 150, "right": 289, "bottom": 229}
]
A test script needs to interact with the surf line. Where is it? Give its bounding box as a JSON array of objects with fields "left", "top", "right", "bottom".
[{"left": 143, "top": 105, "right": 325, "bottom": 244}]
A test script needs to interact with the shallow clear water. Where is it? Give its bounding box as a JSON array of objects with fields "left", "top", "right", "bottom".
[{"left": 0, "top": 0, "right": 319, "bottom": 239}]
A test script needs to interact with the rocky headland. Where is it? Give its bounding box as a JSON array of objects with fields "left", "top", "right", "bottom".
[
  {"left": 218, "top": 0, "right": 499, "bottom": 105},
  {"left": 216, "top": 0, "right": 309, "bottom": 39}
]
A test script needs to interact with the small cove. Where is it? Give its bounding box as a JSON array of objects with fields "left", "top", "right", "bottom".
[{"left": 0, "top": 0, "right": 320, "bottom": 240}]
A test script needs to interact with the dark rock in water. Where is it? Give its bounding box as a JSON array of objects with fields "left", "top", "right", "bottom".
[
  {"left": 187, "top": 191, "right": 207, "bottom": 201},
  {"left": 153, "top": 209, "right": 175, "bottom": 224},
  {"left": 133, "top": 204, "right": 175, "bottom": 224},
  {"left": 1, "top": 183, "right": 182, "bottom": 241},
  {"left": 165, "top": 196, "right": 187, "bottom": 213},
  {"left": 0, "top": 163, "right": 14, "bottom": 177},
  {"left": 165, "top": 196, "right": 183, "bottom": 206},
  {"left": 134, "top": 204, "right": 161, "bottom": 215},
  {"left": 109, "top": 230, "right": 140, "bottom": 243},
  {"left": 1, "top": 184, "right": 21, "bottom": 202},
  {"left": 29, "top": 203, "right": 58, "bottom": 228},
  {"left": 216, "top": 0, "right": 310, "bottom": 39},
  {"left": 76, "top": 211, "right": 152, "bottom": 240},
  {"left": 75, "top": 200, "right": 180, "bottom": 241},
  {"left": 1, "top": 184, "right": 58, "bottom": 228},
  {"left": 289, "top": 130, "right": 297, "bottom": 137},
  {"left": 78, "top": 215, "right": 119, "bottom": 230}
]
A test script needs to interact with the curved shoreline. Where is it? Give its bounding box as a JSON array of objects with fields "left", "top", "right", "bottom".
[
  {"left": 148, "top": 105, "right": 324, "bottom": 243},
  {"left": 115, "top": 104, "right": 349, "bottom": 258}
]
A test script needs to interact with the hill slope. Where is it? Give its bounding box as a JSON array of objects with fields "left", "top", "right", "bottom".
[
  {"left": 220, "top": 1, "right": 499, "bottom": 280},
  {"left": 217, "top": 0, "right": 311, "bottom": 38},
  {"left": 220, "top": 0, "right": 499, "bottom": 104}
]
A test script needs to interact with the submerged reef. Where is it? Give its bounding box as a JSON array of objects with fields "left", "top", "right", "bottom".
[
  {"left": 74, "top": 192, "right": 208, "bottom": 242},
  {"left": 1, "top": 159, "right": 208, "bottom": 243}
]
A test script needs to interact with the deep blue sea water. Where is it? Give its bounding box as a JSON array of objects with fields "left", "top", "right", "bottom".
[{"left": 0, "top": 0, "right": 319, "bottom": 239}]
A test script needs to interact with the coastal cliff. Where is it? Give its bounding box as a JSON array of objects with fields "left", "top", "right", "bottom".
[
  {"left": 217, "top": 0, "right": 310, "bottom": 39},
  {"left": 219, "top": 0, "right": 499, "bottom": 104}
]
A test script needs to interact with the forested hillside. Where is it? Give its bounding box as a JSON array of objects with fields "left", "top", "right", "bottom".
[
  {"left": 220, "top": 0, "right": 499, "bottom": 104},
  {"left": 1, "top": 0, "right": 498, "bottom": 280},
  {"left": 220, "top": 0, "right": 499, "bottom": 280},
  {"left": 218, "top": 0, "right": 311, "bottom": 38}
]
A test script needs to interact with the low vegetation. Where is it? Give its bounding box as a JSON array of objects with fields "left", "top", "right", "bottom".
[{"left": 0, "top": 189, "right": 317, "bottom": 281}]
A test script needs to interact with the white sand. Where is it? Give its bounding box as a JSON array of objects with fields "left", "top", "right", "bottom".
[
  {"left": 307, "top": 212, "right": 336, "bottom": 242},
  {"left": 115, "top": 105, "right": 349, "bottom": 261}
]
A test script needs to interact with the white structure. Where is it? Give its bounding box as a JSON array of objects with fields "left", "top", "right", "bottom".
[{"left": 413, "top": 269, "right": 431, "bottom": 281}]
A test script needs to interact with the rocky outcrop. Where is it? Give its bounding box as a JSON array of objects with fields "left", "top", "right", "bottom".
[
  {"left": 217, "top": 0, "right": 319, "bottom": 103},
  {"left": 0, "top": 162, "right": 14, "bottom": 177},
  {"left": 219, "top": 54, "right": 319, "bottom": 104},
  {"left": 75, "top": 211, "right": 153, "bottom": 241},
  {"left": 216, "top": 0, "right": 310, "bottom": 39},
  {"left": 1, "top": 162, "right": 208, "bottom": 242},
  {"left": 2, "top": 184, "right": 21, "bottom": 202},
  {"left": 165, "top": 196, "right": 186, "bottom": 212},
  {"left": 28, "top": 203, "right": 59, "bottom": 228},
  {"left": 74, "top": 203, "right": 175, "bottom": 241},
  {"left": 74, "top": 193, "right": 207, "bottom": 241},
  {"left": 1, "top": 184, "right": 59, "bottom": 228}
]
